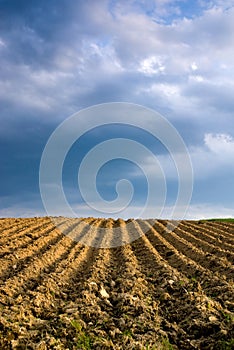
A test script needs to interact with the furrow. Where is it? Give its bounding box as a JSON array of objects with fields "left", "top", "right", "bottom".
[
  {"left": 0, "top": 218, "right": 233, "bottom": 350},
  {"left": 203, "top": 221, "right": 234, "bottom": 238},
  {"left": 63, "top": 218, "right": 112, "bottom": 286},
  {"left": 136, "top": 220, "right": 234, "bottom": 311},
  {"left": 118, "top": 220, "right": 234, "bottom": 349},
  {"left": 127, "top": 219, "right": 186, "bottom": 279},
  {"left": 184, "top": 221, "right": 234, "bottom": 247},
  {"left": 0, "top": 218, "right": 39, "bottom": 234},
  {"left": 180, "top": 222, "right": 234, "bottom": 250},
  {"left": 28, "top": 219, "right": 111, "bottom": 320},
  {"left": 178, "top": 221, "right": 234, "bottom": 254},
  {"left": 169, "top": 222, "right": 234, "bottom": 265},
  {"left": 0, "top": 219, "right": 89, "bottom": 298},
  {"left": 34, "top": 218, "right": 107, "bottom": 296},
  {"left": 0, "top": 220, "right": 70, "bottom": 279},
  {"left": 0, "top": 218, "right": 53, "bottom": 243},
  {"left": 106, "top": 219, "right": 163, "bottom": 348},
  {"left": 129, "top": 220, "right": 234, "bottom": 349},
  {"left": 0, "top": 221, "right": 64, "bottom": 259},
  {"left": 153, "top": 220, "right": 234, "bottom": 281}
]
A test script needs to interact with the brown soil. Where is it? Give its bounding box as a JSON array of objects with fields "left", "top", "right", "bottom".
[{"left": 0, "top": 217, "right": 233, "bottom": 349}]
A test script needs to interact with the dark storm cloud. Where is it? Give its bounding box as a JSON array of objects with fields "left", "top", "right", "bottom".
[
  {"left": 0, "top": 0, "right": 234, "bottom": 218},
  {"left": 0, "top": 0, "right": 78, "bottom": 65},
  {"left": 0, "top": 0, "right": 115, "bottom": 70}
]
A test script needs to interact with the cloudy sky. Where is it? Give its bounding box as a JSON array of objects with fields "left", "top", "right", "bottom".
[{"left": 0, "top": 0, "right": 234, "bottom": 219}]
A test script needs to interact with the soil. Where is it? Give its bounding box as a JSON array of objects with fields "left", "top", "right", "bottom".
[{"left": 0, "top": 217, "right": 233, "bottom": 349}]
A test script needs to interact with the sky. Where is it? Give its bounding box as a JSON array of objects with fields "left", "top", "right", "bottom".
[{"left": 0, "top": 0, "right": 234, "bottom": 219}]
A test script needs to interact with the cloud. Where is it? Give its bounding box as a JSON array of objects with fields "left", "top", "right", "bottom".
[
  {"left": 1, "top": 1, "right": 234, "bottom": 135},
  {"left": 192, "top": 133, "right": 234, "bottom": 178},
  {"left": 0, "top": 193, "right": 45, "bottom": 218},
  {"left": 130, "top": 132, "right": 234, "bottom": 184},
  {"left": 183, "top": 203, "right": 234, "bottom": 220},
  {"left": 1, "top": 0, "right": 234, "bottom": 218},
  {"left": 204, "top": 133, "right": 234, "bottom": 155}
]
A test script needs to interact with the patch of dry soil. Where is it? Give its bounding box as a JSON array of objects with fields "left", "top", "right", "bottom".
[{"left": 0, "top": 217, "right": 233, "bottom": 349}]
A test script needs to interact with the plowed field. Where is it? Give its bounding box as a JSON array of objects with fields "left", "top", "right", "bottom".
[{"left": 0, "top": 217, "right": 233, "bottom": 350}]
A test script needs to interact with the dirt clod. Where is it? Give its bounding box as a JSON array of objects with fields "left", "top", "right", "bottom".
[{"left": 0, "top": 217, "right": 233, "bottom": 349}]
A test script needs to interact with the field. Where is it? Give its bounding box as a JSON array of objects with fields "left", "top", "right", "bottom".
[{"left": 0, "top": 217, "right": 233, "bottom": 350}]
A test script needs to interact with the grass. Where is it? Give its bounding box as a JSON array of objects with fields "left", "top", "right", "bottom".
[
  {"left": 70, "top": 320, "right": 93, "bottom": 349},
  {"left": 144, "top": 337, "right": 175, "bottom": 350},
  {"left": 218, "top": 338, "right": 234, "bottom": 350},
  {"left": 160, "top": 337, "right": 175, "bottom": 350},
  {"left": 199, "top": 218, "right": 234, "bottom": 223},
  {"left": 221, "top": 311, "right": 234, "bottom": 324},
  {"left": 122, "top": 329, "right": 133, "bottom": 338}
]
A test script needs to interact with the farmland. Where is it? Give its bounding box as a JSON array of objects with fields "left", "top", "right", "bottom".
[{"left": 0, "top": 217, "right": 233, "bottom": 349}]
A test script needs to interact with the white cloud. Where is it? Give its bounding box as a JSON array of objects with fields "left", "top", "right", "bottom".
[
  {"left": 0, "top": 38, "right": 6, "bottom": 47},
  {"left": 1, "top": 200, "right": 232, "bottom": 220},
  {"left": 0, "top": 196, "right": 45, "bottom": 218},
  {"left": 0, "top": 207, "right": 45, "bottom": 218},
  {"left": 204, "top": 133, "right": 234, "bottom": 155},
  {"left": 138, "top": 56, "right": 165, "bottom": 75},
  {"left": 191, "top": 62, "right": 198, "bottom": 71},
  {"left": 2, "top": 2, "right": 234, "bottom": 129},
  {"left": 184, "top": 203, "right": 234, "bottom": 220},
  {"left": 131, "top": 132, "right": 234, "bottom": 182},
  {"left": 180, "top": 133, "right": 234, "bottom": 179},
  {"left": 187, "top": 133, "right": 234, "bottom": 178},
  {"left": 211, "top": 0, "right": 234, "bottom": 10}
]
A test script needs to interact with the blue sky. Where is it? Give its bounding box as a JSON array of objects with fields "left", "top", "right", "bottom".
[{"left": 0, "top": 0, "right": 234, "bottom": 219}]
